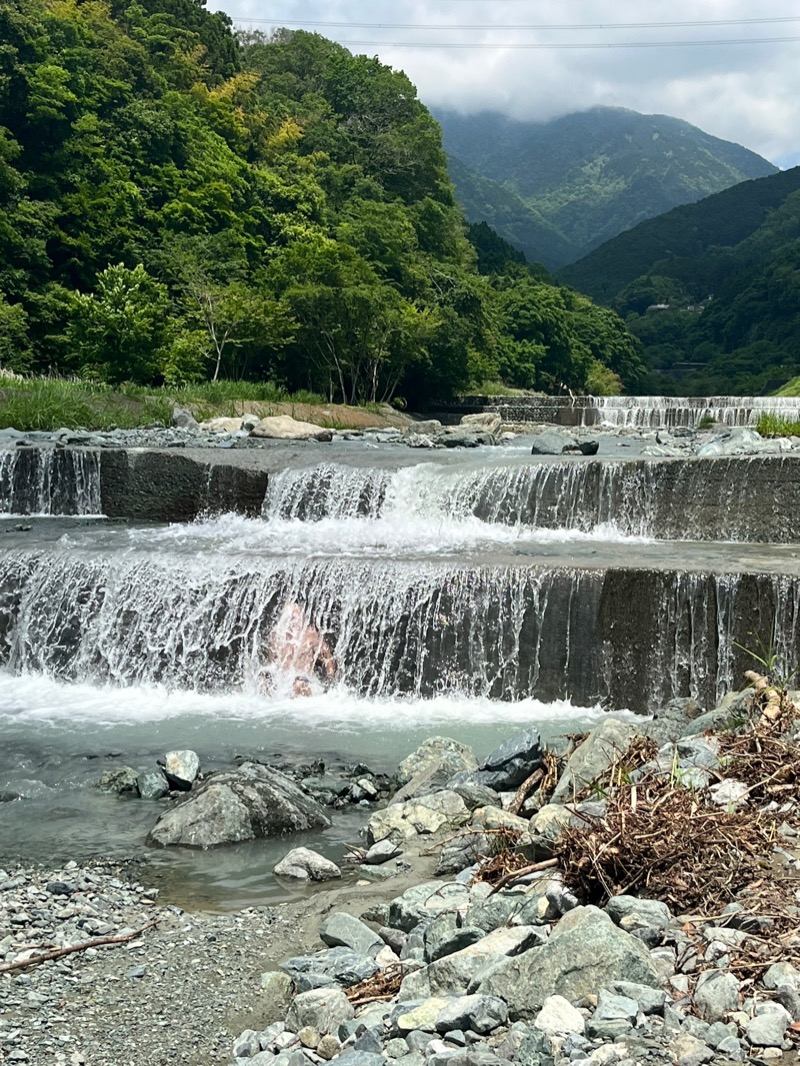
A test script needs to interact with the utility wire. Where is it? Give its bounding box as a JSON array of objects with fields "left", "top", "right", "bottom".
[
  {"left": 235, "top": 16, "right": 800, "bottom": 32},
  {"left": 231, "top": 30, "right": 800, "bottom": 49}
]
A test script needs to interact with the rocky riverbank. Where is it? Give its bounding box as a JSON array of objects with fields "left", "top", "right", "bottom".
[{"left": 3, "top": 683, "right": 800, "bottom": 1066}]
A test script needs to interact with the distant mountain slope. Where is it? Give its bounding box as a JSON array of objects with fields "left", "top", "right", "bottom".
[
  {"left": 437, "top": 107, "right": 778, "bottom": 267},
  {"left": 560, "top": 166, "right": 800, "bottom": 302},
  {"left": 557, "top": 167, "right": 800, "bottom": 394},
  {"left": 448, "top": 157, "right": 572, "bottom": 271}
]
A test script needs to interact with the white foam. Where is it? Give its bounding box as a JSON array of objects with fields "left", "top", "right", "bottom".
[{"left": 0, "top": 669, "right": 613, "bottom": 731}]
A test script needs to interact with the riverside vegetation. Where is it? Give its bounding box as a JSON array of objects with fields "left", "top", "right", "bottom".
[{"left": 0, "top": 0, "right": 645, "bottom": 410}]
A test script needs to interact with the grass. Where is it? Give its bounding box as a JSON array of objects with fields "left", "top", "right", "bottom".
[
  {"left": 756, "top": 412, "right": 800, "bottom": 438},
  {"left": 467, "top": 380, "right": 535, "bottom": 397},
  {"left": 0, "top": 376, "right": 382, "bottom": 432},
  {"left": 775, "top": 376, "right": 800, "bottom": 397}
]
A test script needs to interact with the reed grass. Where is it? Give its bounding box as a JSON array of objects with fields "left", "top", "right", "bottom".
[{"left": 756, "top": 412, "right": 800, "bottom": 438}]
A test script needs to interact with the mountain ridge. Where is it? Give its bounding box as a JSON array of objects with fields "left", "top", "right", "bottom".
[{"left": 436, "top": 106, "right": 778, "bottom": 267}]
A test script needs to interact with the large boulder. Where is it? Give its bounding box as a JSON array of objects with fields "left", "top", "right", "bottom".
[
  {"left": 551, "top": 719, "right": 639, "bottom": 803},
  {"left": 475, "top": 906, "right": 661, "bottom": 1018},
  {"left": 367, "top": 790, "right": 467, "bottom": 845},
  {"left": 478, "top": 729, "right": 543, "bottom": 790},
  {"left": 396, "top": 738, "right": 477, "bottom": 787},
  {"left": 251, "top": 415, "right": 333, "bottom": 442},
  {"left": 147, "top": 763, "right": 330, "bottom": 848},
  {"left": 274, "top": 847, "right": 341, "bottom": 882}
]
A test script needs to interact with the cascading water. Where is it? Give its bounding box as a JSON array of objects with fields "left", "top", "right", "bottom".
[
  {"left": 261, "top": 457, "right": 794, "bottom": 543},
  {"left": 589, "top": 396, "right": 800, "bottom": 429},
  {"left": 0, "top": 448, "right": 102, "bottom": 515}
]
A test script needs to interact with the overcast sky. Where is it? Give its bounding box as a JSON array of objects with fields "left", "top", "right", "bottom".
[{"left": 214, "top": 1, "right": 800, "bottom": 168}]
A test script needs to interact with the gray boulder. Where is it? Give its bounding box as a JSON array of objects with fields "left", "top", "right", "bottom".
[
  {"left": 319, "top": 913, "right": 384, "bottom": 957},
  {"left": 160, "top": 749, "right": 200, "bottom": 790},
  {"left": 172, "top": 406, "right": 199, "bottom": 430},
  {"left": 274, "top": 847, "right": 341, "bottom": 882},
  {"left": 606, "top": 895, "right": 672, "bottom": 930},
  {"left": 396, "top": 738, "right": 477, "bottom": 787},
  {"left": 429, "top": 926, "right": 544, "bottom": 995},
  {"left": 533, "top": 994, "right": 585, "bottom": 1036},
  {"left": 551, "top": 719, "right": 639, "bottom": 803},
  {"left": 367, "top": 791, "right": 467, "bottom": 845},
  {"left": 434, "top": 831, "right": 490, "bottom": 877},
  {"left": 530, "top": 430, "right": 577, "bottom": 455},
  {"left": 364, "top": 839, "right": 403, "bottom": 865},
  {"left": 389, "top": 882, "right": 470, "bottom": 933},
  {"left": 693, "top": 971, "right": 740, "bottom": 1022},
  {"left": 745, "top": 1004, "right": 791, "bottom": 1047},
  {"left": 435, "top": 995, "right": 508, "bottom": 1035},
  {"left": 474, "top": 905, "right": 661, "bottom": 1018},
  {"left": 286, "top": 988, "right": 355, "bottom": 1035},
  {"left": 147, "top": 763, "right": 331, "bottom": 848}
]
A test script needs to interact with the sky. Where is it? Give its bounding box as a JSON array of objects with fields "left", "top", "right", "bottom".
[{"left": 212, "top": 1, "right": 800, "bottom": 168}]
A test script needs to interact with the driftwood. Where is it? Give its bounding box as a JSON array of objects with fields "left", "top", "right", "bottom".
[
  {"left": 0, "top": 919, "right": 160, "bottom": 974},
  {"left": 487, "top": 858, "right": 559, "bottom": 896}
]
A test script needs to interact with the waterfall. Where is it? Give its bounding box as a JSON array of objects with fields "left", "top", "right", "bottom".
[
  {"left": 261, "top": 458, "right": 796, "bottom": 543},
  {"left": 0, "top": 449, "right": 102, "bottom": 516},
  {"left": 591, "top": 396, "right": 800, "bottom": 429},
  {"left": 0, "top": 547, "right": 797, "bottom": 712}
]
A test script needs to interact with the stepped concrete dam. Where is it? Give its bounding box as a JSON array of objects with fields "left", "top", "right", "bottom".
[{"left": 1, "top": 408, "right": 799, "bottom": 895}]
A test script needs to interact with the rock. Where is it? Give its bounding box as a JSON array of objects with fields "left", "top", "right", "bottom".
[
  {"left": 606, "top": 895, "right": 672, "bottom": 930},
  {"left": 434, "top": 832, "right": 490, "bottom": 877},
  {"left": 394, "top": 998, "right": 451, "bottom": 1033},
  {"left": 590, "top": 990, "right": 638, "bottom": 1035},
  {"left": 391, "top": 764, "right": 455, "bottom": 805},
  {"left": 460, "top": 413, "right": 502, "bottom": 434},
  {"left": 429, "top": 926, "right": 544, "bottom": 995},
  {"left": 681, "top": 689, "right": 753, "bottom": 737},
  {"left": 530, "top": 430, "right": 578, "bottom": 455},
  {"left": 274, "top": 848, "right": 341, "bottom": 882},
  {"left": 147, "top": 763, "right": 330, "bottom": 847},
  {"left": 606, "top": 981, "right": 666, "bottom": 1015},
  {"left": 533, "top": 994, "right": 585, "bottom": 1036},
  {"left": 95, "top": 767, "right": 139, "bottom": 794},
  {"left": 286, "top": 988, "right": 355, "bottom": 1035},
  {"left": 644, "top": 697, "right": 704, "bottom": 745},
  {"left": 435, "top": 995, "right": 507, "bottom": 1035},
  {"left": 258, "top": 972, "right": 294, "bottom": 1022},
  {"left": 693, "top": 971, "right": 740, "bottom": 1022},
  {"left": 425, "top": 914, "right": 485, "bottom": 963},
  {"left": 529, "top": 803, "right": 582, "bottom": 848},
  {"left": 161, "top": 749, "right": 200, "bottom": 790},
  {"left": 433, "top": 426, "right": 496, "bottom": 448},
  {"left": 396, "top": 738, "right": 477, "bottom": 787},
  {"left": 251, "top": 415, "right": 333, "bottom": 442},
  {"left": 137, "top": 769, "right": 168, "bottom": 800},
  {"left": 317, "top": 1035, "right": 342, "bottom": 1060},
  {"left": 446, "top": 780, "right": 501, "bottom": 811},
  {"left": 670, "top": 1033, "right": 714, "bottom": 1066},
  {"left": 200, "top": 416, "right": 243, "bottom": 433},
  {"left": 709, "top": 779, "right": 749, "bottom": 809},
  {"left": 283, "top": 947, "right": 379, "bottom": 988},
  {"left": 388, "top": 882, "right": 470, "bottom": 933},
  {"left": 467, "top": 883, "right": 556, "bottom": 932},
  {"left": 551, "top": 719, "right": 639, "bottom": 803},
  {"left": 477, "top": 730, "right": 542, "bottom": 790},
  {"left": 745, "top": 1004, "right": 791, "bottom": 1047},
  {"left": 172, "top": 406, "right": 199, "bottom": 430},
  {"left": 320, "top": 913, "right": 384, "bottom": 957},
  {"left": 470, "top": 806, "right": 532, "bottom": 842},
  {"left": 763, "top": 961, "right": 800, "bottom": 993},
  {"left": 333, "top": 1052, "right": 386, "bottom": 1066},
  {"left": 233, "top": 1029, "right": 262, "bottom": 1057},
  {"left": 475, "top": 906, "right": 661, "bottom": 1018},
  {"left": 367, "top": 791, "right": 468, "bottom": 845},
  {"left": 403, "top": 420, "right": 443, "bottom": 438},
  {"left": 364, "top": 839, "right": 403, "bottom": 865},
  {"left": 576, "top": 439, "right": 599, "bottom": 455}
]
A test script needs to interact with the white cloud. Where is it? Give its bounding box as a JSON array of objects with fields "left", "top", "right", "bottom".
[{"left": 217, "top": 0, "right": 800, "bottom": 165}]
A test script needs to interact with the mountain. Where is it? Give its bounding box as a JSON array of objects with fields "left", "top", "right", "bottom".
[
  {"left": 437, "top": 107, "right": 778, "bottom": 268},
  {"left": 559, "top": 167, "right": 800, "bottom": 394}
]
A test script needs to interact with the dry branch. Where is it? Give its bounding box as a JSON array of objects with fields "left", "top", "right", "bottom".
[{"left": 0, "top": 920, "right": 160, "bottom": 974}]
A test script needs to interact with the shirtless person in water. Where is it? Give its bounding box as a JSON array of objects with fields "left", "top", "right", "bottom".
[{"left": 267, "top": 602, "right": 337, "bottom": 696}]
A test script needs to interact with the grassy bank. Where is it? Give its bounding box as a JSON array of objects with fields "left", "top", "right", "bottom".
[{"left": 0, "top": 377, "right": 397, "bottom": 432}]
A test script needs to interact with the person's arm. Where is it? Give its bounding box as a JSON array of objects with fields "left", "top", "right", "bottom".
[{"left": 318, "top": 637, "right": 337, "bottom": 680}]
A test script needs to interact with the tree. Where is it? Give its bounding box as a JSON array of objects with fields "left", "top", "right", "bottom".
[{"left": 67, "top": 263, "right": 171, "bottom": 382}]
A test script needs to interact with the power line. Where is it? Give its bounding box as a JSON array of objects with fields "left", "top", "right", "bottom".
[
  {"left": 231, "top": 30, "right": 800, "bottom": 50},
  {"left": 237, "top": 16, "right": 800, "bottom": 32}
]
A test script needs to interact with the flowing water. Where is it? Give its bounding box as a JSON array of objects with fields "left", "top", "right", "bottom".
[{"left": 1, "top": 432, "right": 798, "bottom": 906}]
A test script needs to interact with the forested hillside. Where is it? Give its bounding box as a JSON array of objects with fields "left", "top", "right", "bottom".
[
  {"left": 0, "top": 0, "right": 645, "bottom": 402},
  {"left": 559, "top": 167, "right": 800, "bottom": 394},
  {"left": 438, "top": 107, "right": 777, "bottom": 269}
]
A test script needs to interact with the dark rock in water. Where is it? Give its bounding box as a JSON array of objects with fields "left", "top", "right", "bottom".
[
  {"left": 95, "top": 767, "right": 139, "bottom": 794},
  {"left": 576, "top": 439, "right": 599, "bottom": 456},
  {"left": 146, "top": 762, "right": 331, "bottom": 847},
  {"left": 137, "top": 770, "right": 169, "bottom": 800}
]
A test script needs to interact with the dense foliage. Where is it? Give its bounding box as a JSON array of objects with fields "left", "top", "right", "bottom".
[
  {"left": 560, "top": 168, "right": 800, "bottom": 394},
  {"left": 0, "top": 0, "right": 645, "bottom": 402},
  {"left": 438, "top": 107, "right": 777, "bottom": 270}
]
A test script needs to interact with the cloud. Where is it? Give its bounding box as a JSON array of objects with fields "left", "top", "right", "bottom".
[{"left": 218, "top": 0, "right": 800, "bottom": 164}]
